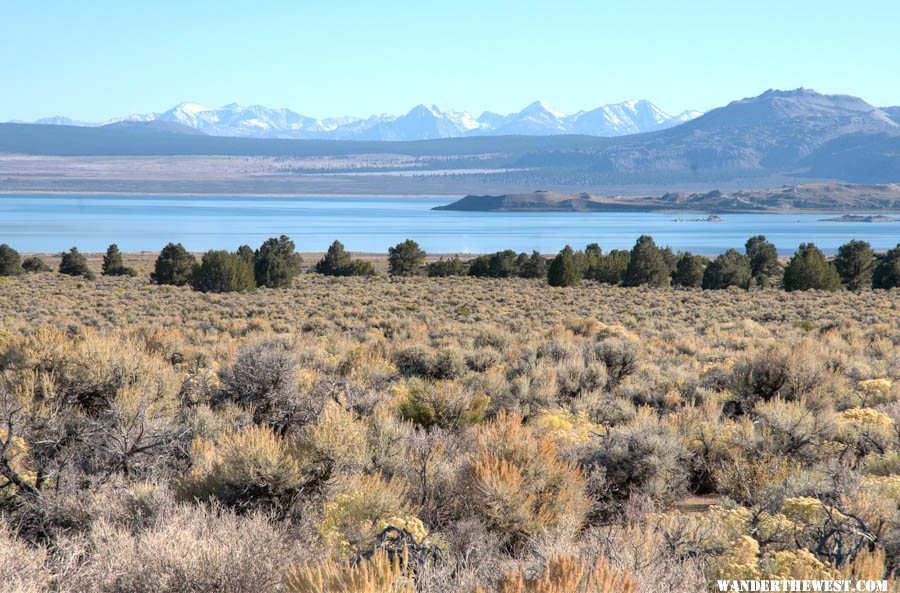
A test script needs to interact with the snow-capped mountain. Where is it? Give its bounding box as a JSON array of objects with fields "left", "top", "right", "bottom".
[{"left": 24, "top": 99, "right": 700, "bottom": 140}]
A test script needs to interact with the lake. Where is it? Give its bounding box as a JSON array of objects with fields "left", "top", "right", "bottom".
[{"left": 2, "top": 194, "right": 899, "bottom": 255}]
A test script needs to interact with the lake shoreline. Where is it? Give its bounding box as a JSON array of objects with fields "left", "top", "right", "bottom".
[{"left": 4, "top": 191, "right": 900, "bottom": 214}]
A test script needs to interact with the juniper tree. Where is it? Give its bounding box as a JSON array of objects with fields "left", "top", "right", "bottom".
[
  {"left": 782, "top": 243, "right": 841, "bottom": 292},
  {"left": 388, "top": 239, "right": 426, "bottom": 276},
  {"left": 0, "top": 244, "right": 23, "bottom": 276},
  {"left": 519, "top": 251, "right": 548, "bottom": 279},
  {"left": 102, "top": 244, "right": 137, "bottom": 276},
  {"left": 151, "top": 243, "right": 197, "bottom": 286},
  {"left": 191, "top": 250, "right": 256, "bottom": 293},
  {"left": 59, "top": 247, "right": 94, "bottom": 280},
  {"left": 254, "top": 235, "right": 303, "bottom": 288},
  {"left": 547, "top": 246, "right": 579, "bottom": 287},
  {"left": 622, "top": 235, "right": 670, "bottom": 287},
  {"left": 834, "top": 239, "right": 875, "bottom": 291},
  {"left": 873, "top": 244, "right": 900, "bottom": 289},
  {"left": 745, "top": 235, "right": 780, "bottom": 280},
  {"left": 701, "top": 249, "right": 751, "bottom": 289},
  {"left": 672, "top": 252, "right": 708, "bottom": 288}
]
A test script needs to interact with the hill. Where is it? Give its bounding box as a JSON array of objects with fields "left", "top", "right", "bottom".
[{"left": 435, "top": 184, "right": 900, "bottom": 212}]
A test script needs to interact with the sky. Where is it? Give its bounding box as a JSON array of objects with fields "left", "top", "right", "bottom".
[{"left": 2, "top": 0, "right": 899, "bottom": 122}]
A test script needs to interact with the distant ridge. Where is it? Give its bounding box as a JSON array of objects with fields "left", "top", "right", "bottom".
[{"left": 12, "top": 98, "right": 701, "bottom": 141}]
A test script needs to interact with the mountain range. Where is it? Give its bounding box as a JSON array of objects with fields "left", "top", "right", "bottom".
[
  {"left": 21, "top": 99, "right": 702, "bottom": 141},
  {"left": 2, "top": 88, "right": 900, "bottom": 190}
]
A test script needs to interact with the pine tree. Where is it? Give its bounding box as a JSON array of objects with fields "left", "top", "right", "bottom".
[
  {"left": 547, "top": 246, "right": 579, "bottom": 287},
  {"left": 834, "top": 240, "right": 875, "bottom": 291},
  {"left": 782, "top": 243, "right": 841, "bottom": 291},
  {"left": 622, "top": 235, "right": 670, "bottom": 287}
]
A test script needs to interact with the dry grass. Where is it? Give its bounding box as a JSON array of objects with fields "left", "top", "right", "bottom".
[{"left": 1, "top": 271, "right": 898, "bottom": 592}]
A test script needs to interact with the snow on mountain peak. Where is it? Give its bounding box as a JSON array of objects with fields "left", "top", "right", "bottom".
[{"left": 31, "top": 98, "right": 701, "bottom": 140}]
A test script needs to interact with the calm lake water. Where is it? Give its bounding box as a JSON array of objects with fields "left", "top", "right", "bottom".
[{"left": 2, "top": 194, "right": 899, "bottom": 255}]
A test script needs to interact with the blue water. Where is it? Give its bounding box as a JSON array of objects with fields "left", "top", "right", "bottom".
[{"left": 2, "top": 194, "right": 899, "bottom": 254}]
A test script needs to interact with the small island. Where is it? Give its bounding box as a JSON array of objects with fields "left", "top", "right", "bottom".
[
  {"left": 673, "top": 215, "right": 723, "bottom": 222},
  {"left": 819, "top": 214, "right": 900, "bottom": 222},
  {"left": 434, "top": 185, "right": 900, "bottom": 213}
]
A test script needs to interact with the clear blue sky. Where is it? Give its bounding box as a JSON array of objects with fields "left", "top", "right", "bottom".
[{"left": 2, "top": 0, "right": 899, "bottom": 121}]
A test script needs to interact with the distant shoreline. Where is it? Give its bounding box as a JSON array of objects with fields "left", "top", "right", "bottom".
[{"left": 3, "top": 191, "right": 900, "bottom": 214}]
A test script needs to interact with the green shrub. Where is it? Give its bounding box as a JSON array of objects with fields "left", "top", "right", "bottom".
[
  {"left": 702, "top": 249, "right": 751, "bottom": 290},
  {"left": 59, "top": 246, "right": 95, "bottom": 279},
  {"left": 0, "top": 244, "right": 23, "bottom": 276},
  {"left": 191, "top": 250, "right": 256, "bottom": 293},
  {"left": 151, "top": 243, "right": 197, "bottom": 285},
  {"left": 427, "top": 256, "right": 468, "bottom": 277},
  {"left": 622, "top": 235, "right": 669, "bottom": 287},
  {"left": 782, "top": 243, "right": 841, "bottom": 292},
  {"left": 21, "top": 256, "right": 51, "bottom": 273},
  {"left": 547, "top": 246, "right": 579, "bottom": 287},
  {"left": 254, "top": 235, "right": 302, "bottom": 288},
  {"left": 101, "top": 243, "right": 137, "bottom": 276},
  {"left": 387, "top": 239, "right": 426, "bottom": 276},
  {"left": 672, "top": 252, "right": 708, "bottom": 287},
  {"left": 872, "top": 244, "right": 900, "bottom": 289}
]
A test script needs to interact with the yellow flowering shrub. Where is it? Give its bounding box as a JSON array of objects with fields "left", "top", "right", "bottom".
[
  {"left": 841, "top": 407, "right": 895, "bottom": 429},
  {"left": 764, "top": 549, "right": 835, "bottom": 580},
  {"left": 531, "top": 408, "right": 604, "bottom": 454},
  {"left": 781, "top": 497, "right": 844, "bottom": 525}
]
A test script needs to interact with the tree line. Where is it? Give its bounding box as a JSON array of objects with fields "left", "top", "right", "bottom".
[{"left": 1, "top": 234, "right": 899, "bottom": 292}]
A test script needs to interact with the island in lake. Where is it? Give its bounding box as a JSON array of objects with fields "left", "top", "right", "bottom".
[
  {"left": 433, "top": 184, "right": 900, "bottom": 213},
  {"left": 818, "top": 214, "right": 900, "bottom": 222}
]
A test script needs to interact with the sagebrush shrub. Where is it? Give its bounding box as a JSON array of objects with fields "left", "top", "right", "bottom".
[
  {"left": 490, "top": 555, "right": 637, "bottom": 593},
  {"left": 459, "top": 412, "right": 589, "bottom": 550},
  {"left": 176, "top": 426, "right": 304, "bottom": 510},
  {"left": 219, "top": 338, "right": 297, "bottom": 423},
  {"left": 286, "top": 548, "right": 414, "bottom": 593}
]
